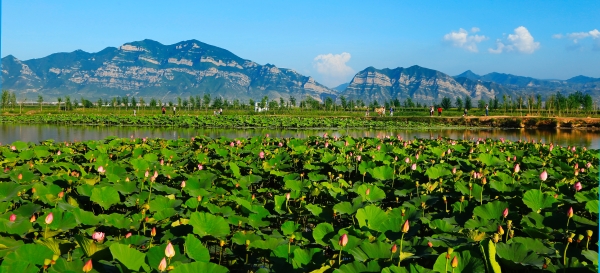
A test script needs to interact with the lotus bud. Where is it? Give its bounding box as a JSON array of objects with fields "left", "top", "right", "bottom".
[
  {"left": 493, "top": 233, "right": 500, "bottom": 243},
  {"left": 245, "top": 239, "right": 251, "bottom": 247},
  {"left": 220, "top": 240, "right": 226, "bottom": 247},
  {"left": 391, "top": 244, "right": 397, "bottom": 253},
  {"left": 401, "top": 220, "right": 410, "bottom": 233},
  {"left": 160, "top": 159, "right": 164, "bottom": 166},
  {"left": 427, "top": 241, "right": 433, "bottom": 248},
  {"left": 452, "top": 167, "right": 456, "bottom": 174},
  {"left": 30, "top": 215, "right": 36, "bottom": 222},
  {"left": 451, "top": 256, "right": 458, "bottom": 268},
  {"left": 574, "top": 182, "right": 582, "bottom": 192},
  {"left": 498, "top": 225, "right": 505, "bottom": 235},
  {"left": 507, "top": 220, "right": 512, "bottom": 229},
  {"left": 98, "top": 166, "right": 105, "bottom": 174},
  {"left": 567, "top": 207, "right": 573, "bottom": 218},
  {"left": 125, "top": 177, "right": 130, "bottom": 182},
  {"left": 411, "top": 163, "right": 417, "bottom": 171},
  {"left": 401, "top": 208, "right": 405, "bottom": 216},
  {"left": 339, "top": 234, "right": 348, "bottom": 247},
  {"left": 125, "top": 232, "right": 132, "bottom": 238},
  {"left": 45, "top": 213, "right": 54, "bottom": 225},
  {"left": 197, "top": 195, "right": 202, "bottom": 202},
  {"left": 442, "top": 196, "right": 447, "bottom": 203},
  {"left": 503, "top": 208, "right": 508, "bottom": 218},
  {"left": 58, "top": 191, "right": 64, "bottom": 199},
  {"left": 259, "top": 151, "right": 265, "bottom": 159},
  {"left": 574, "top": 169, "right": 579, "bottom": 176},
  {"left": 365, "top": 189, "right": 370, "bottom": 196},
  {"left": 577, "top": 234, "right": 584, "bottom": 243},
  {"left": 83, "top": 259, "right": 93, "bottom": 273},
  {"left": 509, "top": 229, "right": 514, "bottom": 238},
  {"left": 198, "top": 164, "right": 203, "bottom": 170},
  {"left": 165, "top": 242, "right": 175, "bottom": 258},
  {"left": 482, "top": 177, "right": 487, "bottom": 185},
  {"left": 151, "top": 227, "right": 156, "bottom": 237},
  {"left": 586, "top": 230, "right": 593, "bottom": 238},
  {"left": 18, "top": 173, "right": 23, "bottom": 180},
  {"left": 460, "top": 196, "right": 464, "bottom": 202},
  {"left": 145, "top": 170, "right": 149, "bottom": 177},
  {"left": 514, "top": 164, "right": 520, "bottom": 173},
  {"left": 57, "top": 151, "right": 61, "bottom": 156},
  {"left": 286, "top": 192, "right": 291, "bottom": 201},
  {"left": 157, "top": 257, "right": 167, "bottom": 272},
  {"left": 9, "top": 214, "right": 16, "bottom": 222},
  {"left": 540, "top": 170, "right": 548, "bottom": 181},
  {"left": 181, "top": 181, "right": 186, "bottom": 188},
  {"left": 405, "top": 157, "right": 410, "bottom": 163}
]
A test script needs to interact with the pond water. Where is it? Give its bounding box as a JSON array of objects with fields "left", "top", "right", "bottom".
[{"left": 1, "top": 123, "right": 600, "bottom": 150}]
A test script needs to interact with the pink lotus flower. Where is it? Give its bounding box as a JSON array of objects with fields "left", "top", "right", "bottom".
[
  {"left": 18, "top": 173, "right": 22, "bottom": 180},
  {"left": 286, "top": 192, "right": 291, "bottom": 201},
  {"left": 540, "top": 170, "right": 548, "bottom": 181},
  {"left": 45, "top": 213, "right": 54, "bottom": 225},
  {"left": 92, "top": 231, "right": 105, "bottom": 242},
  {"left": 391, "top": 244, "right": 397, "bottom": 253},
  {"left": 153, "top": 171, "right": 158, "bottom": 179},
  {"left": 198, "top": 164, "right": 203, "bottom": 170},
  {"left": 567, "top": 207, "right": 573, "bottom": 218},
  {"left": 549, "top": 145, "right": 554, "bottom": 152},
  {"left": 452, "top": 167, "right": 456, "bottom": 174},
  {"left": 236, "top": 140, "right": 241, "bottom": 145},
  {"left": 165, "top": 242, "right": 175, "bottom": 258},
  {"left": 411, "top": 164, "right": 417, "bottom": 171},
  {"left": 427, "top": 241, "right": 433, "bottom": 247},
  {"left": 574, "top": 182, "right": 582, "bottom": 192},
  {"left": 9, "top": 214, "right": 16, "bottom": 222},
  {"left": 145, "top": 170, "right": 149, "bottom": 178},
  {"left": 125, "top": 232, "right": 132, "bottom": 238},
  {"left": 357, "top": 155, "right": 361, "bottom": 161},
  {"left": 158, "top": 257, "right": 167, "bottom": 272},
  {"left": 503, "top": 208, "right": 508, "bottom": 218},
  {"left": 574, "top": 163, "right": 579, "bottom": 170},
  {"left": 345, "top": 141, "right": 349, "bottom": 147},
  {"left": 30, "top": 215, "right": 36, "bottom": 222},
  {"left": 405, "top": 157, "right": 410, "bottom": 164},
  {"left": 98, "top": 166, "right": 105, "bottom": 174},
  {"left": 160, "top": 159, "right": 164, "bottom": 166},
  {"left": 265, "top": 134, "right": 270, "bottom": 138},
  {"left": 513, "top": 156, "right": 517, "bottom": 161},
  {"left": 376, "top": 145, "right": 381, "bottom": 151},
  {"left": 586, "top": 162, "right": 592, "bottom": 169},
  {"left": 58, "top": 191, "right": 64, "bottom": 199},
  {"left": 339, "top": 234, "right": 348, "bottom": 247},
  {"left": 10, "top": 145, "right": 16, "bottom": 151},
  {"left": 416, "top": 154, "right": 419, "bottom": 160},
  {"left": 571, "top": 147, "right": 576, "bottom": 152},
  {"left": 514, "top": 164, "right": 520, "bottom": 173},
  {"left": 278, "top": 142, "right": 283, "bottom": 147},
  {"left": 325, "top": 142, "right": 329, "bottom": 148},
  {"left": 230, "top": 142, "right": 234, "bottom": 147},
  {"left": 365, "top": 189, "right": 370, "bottom": 196},
  {"left": 259, "top": 151, "right": 265, "bottom": 159},
  {"left": 57, "top": 151, "right": 61, "bottom": 156},
  {"left": 181, "top": 181, "right": 186, "bottom": 188}
]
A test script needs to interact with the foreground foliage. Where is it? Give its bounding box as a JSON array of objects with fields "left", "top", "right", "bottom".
[{"left": 0, "top": 135, "right": 598, "bottom": 272}]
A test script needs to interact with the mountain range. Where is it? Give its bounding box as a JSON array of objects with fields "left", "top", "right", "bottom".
[{"left": 2, "top": 39, "right": 599, "bottom": 104}]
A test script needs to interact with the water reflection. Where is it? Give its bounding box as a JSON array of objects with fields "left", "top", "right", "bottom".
[{"left": 1, "top": 124, "right": 599, "bottom": 149}]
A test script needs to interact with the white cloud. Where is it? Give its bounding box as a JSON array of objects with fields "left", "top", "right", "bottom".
[
  {"left": 487, "top": 26, "right": 540, "bottom": 54},
  {"left": 443, "top": 28, "right": 488, "bottom": 52},
  {"left": 589, "top": 29, "right": 600, "bottom": 39},
  {"left": 552, "top": 34, "right": 563, "bottom": 39},
  {"left": 553, "top": 29, "right": 600, "bottom": 50},
  {"left": 313, "top": 52, "right": 354, "bottom": 87},
  {"left": 471, "top": 27, "right": 480, "bottom": 33}
]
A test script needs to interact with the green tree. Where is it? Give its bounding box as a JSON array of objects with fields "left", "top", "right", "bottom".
[
  {"left": 150, "top": 98, "right": 157, "bottom": 108},
  {"left": 478, "top": 99, "right": 486, "bottom": 110},
  {"left": 455, "top": 97, "right": 463, "bottom": 111},
  {"left": 464, "top": 95, "right": 472, "bottom": 110},
  {"left": 65, "top": 96, "right": 72, "bottom": 111},
  {"left": 203, "top": 93, "right": 211, "bottom": 112},
  {"left": 139, "top": 97, "right": 146, "bottom": 111},
  {"left": 131, "top": 97, "right": 137, "bottom": 109},
  {"left": 177, "top": 97, "right": 182, "bottom": 107},
  {"left": 340, "top": 95, "right": 347, "bottom": 110},
  {"left": 97, "top": 98, "right": 103, "bottom": 111},
  {"left": 123, "top": 96, "right": 129, "bottom": 110},
  {"left": 289, "top": 96, "right": 296, "bottom": 107},
  {"left": 57, "top": 97, "right": 63, "bottom": 111},
  {"left": 37, "top": 95, "right": 44, "bottom": 111},
  {"left": 440, "top": 97, "right": 452, "bottom": 110},
  {"left": 260, "top": 96, "right": 268, "bottom": 109},
  {"left": 249, "top": 99, "right": 255, "bottom": 110}
]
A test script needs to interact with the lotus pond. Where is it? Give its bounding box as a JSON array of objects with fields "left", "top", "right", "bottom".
[{"left": 0, "top": 135, "right": 598, "bottom": 273}]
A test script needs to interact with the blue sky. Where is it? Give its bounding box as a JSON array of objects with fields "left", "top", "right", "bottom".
[{"left": 2, "top": 1, "right": 599, "bottom": 88}]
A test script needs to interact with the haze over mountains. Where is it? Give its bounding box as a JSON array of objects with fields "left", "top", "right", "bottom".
[{"left": 2, "top": 39, "right": 599, "bottom": 104}]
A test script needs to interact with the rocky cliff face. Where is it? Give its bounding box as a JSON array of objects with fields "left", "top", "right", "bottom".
[
  {"left": 1, "top": 39, "right": 336, "bottom": 102},
  {"left": 341, "top": 66, "right": 513, "bottom": 103}
]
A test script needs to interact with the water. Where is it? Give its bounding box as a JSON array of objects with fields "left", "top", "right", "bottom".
[{"left": 1, "top": 123, "right": 599, "bottom": 149}]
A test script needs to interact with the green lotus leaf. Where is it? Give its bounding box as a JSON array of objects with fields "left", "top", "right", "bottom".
[
  {"left": 149, "top": 195, "right": 182, "bottom": 212},
  {"left": 229, "top": 162, "right": 241, "bottom": 178},
  {"left": 292, "top": 248, "right": 322, "bottom": 269},
  {"left": 428, "top": 219, "right": 459, "bottom": 233},
  {"left": 189, "top": 212, "right": 230, "bottom": 239},
  {"left": 472, "top": 201, "right": 509, "bottom": 221},
  {"left": 425, "top": 165, "right": 451, "bottom": 180},
  {"left": 495, "top": 242, "right": 544, "bottom": 268},
  {"left": 358, "top": 161, "right": 377, "bottom": 175},
  {"left": 184, "top": 234, "right": 210, "bottom": 262},
  {"left": 522, "top": 189, "right": 557, "bottom": 213},
  {"left": 333, "top": 260, "right": 380, "bottom": 273},
  {"left": 356, "top": 205, "right": 388, "bottom": 232},
  {"left": 232, "top": 231, "right": 262, "bottom": 246},
  {"left": 357, "top": 184, "right": 386, "bottom": 203},
  {"left": 585, "top": 200, "right": 598, "bottom": 214},
  {"left": 285, "top": 179, "right": 311, "bottom": 192},
  {"left": 0, "top": 236, "right": 24, "bottom": 259},
  {"left": 510, "top": 237, "right": 554, "bottom": 254},
  {"left": 110, "top": 243, "right": 146, "bottom": 271},
  {"left": 349, "top": 241, "right": 393, "bottom": 261},
  {"left": 4, "top": 244, "right": 54, "bottom": 266},
  {"left": 90, "top": 186, "right": 121, "bottom": 210},
  {"left": 0, "top": 215, "right": 32, "bottom": 236},
  {"left": 381, "top": 264, "right": 433, "bottom": 273},
  {"left": 170, "top": 261, "right": 229, "bottom": 273},
  {"left": 305, "top": 203, "right": 323, "bottom": 217},
  {"left": 281, "top": 221, "right": 300, "bottom": 235},
  {"left": 48, "top": 258, "right": 84, "bottom": 273},
  {"left": 477, "top": 154, "right": 503, "bottom": 166},
  {"left": 330, "top": 234, "right": 362, "bottom": 252},
  {"left": 369, "top": 165, "right": 394, "bottom": 181},
  {"left": 238, "top": 174, "right": 262, "bottom": 188},
  {"left": 432, "top": 250, "right": 485, "bottom": 273},
  {"left": 313, "top": 223, "right": 335, "bottom": 246},
  {"left": 251, "top": 237, "right": 286, "bottom": 250},
  {"left": 581, "top": 250, "right": 598, "bottom": 266}
]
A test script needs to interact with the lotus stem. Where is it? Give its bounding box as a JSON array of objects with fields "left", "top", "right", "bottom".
[
  {"left": 398, "top": 233, "right": 405, "bottom": 267},
  {"left": 563, "top": 241, "right": 570, "bottom": 268},
  {"left": 219, "top": 246, "right": 223, "bottom": 265},
  {"left": 566, "top": 218, "right": 570, "bottom": 231},
  {"left": 445, "top": 258, "right": 449, "bottom": 273},
  {"left": 44, "top": 224, "right": 48, "bottom": 239},
  {"left": 339, "top": 247, "right": 343, "bottom": 265}
]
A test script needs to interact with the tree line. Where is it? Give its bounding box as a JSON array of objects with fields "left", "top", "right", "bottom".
[{"left": 1, "top": 90, "right": 597, "bottom": 116}]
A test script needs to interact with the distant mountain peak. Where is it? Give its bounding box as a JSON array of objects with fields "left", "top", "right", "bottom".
[{"left": 455, "top": 70, "right": 481, "bottom": 80}]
